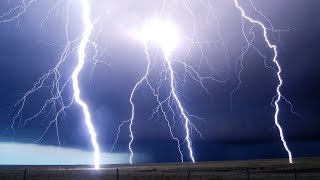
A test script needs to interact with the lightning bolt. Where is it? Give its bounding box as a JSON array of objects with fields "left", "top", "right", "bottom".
[
  {"left": 127, "top": 41, "right": 151, "bottom": 164},
  {"left": 113, "top": 40, "right": 198, "bottom": 164},
  {"left": 163, "top": 50, "right": 195, "bottom": 163},
  {"left": 73, "top": 0, "right": 100, "bottom": 169},
  {"left": 2, "top": 0, "right": 101, "bottom": 169},
  {"left": 233, "top": 0, "right": 293, "bottom": 163},
  {"left": 124, "top": 42, "right": 196, "bottom": 163}
]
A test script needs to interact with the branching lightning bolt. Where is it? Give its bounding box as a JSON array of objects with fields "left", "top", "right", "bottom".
[
  {"left": 2, "top": 0, "right": 101, "bottom": 169},
  {"left": 163, "top": 50, "right": 195, "bottom": 163},
  {"left": 233, "top": 0, "right": 293, "bottom": 163},
  {"left": 114, "top": 38, "right": 199, "bottom": 163}
]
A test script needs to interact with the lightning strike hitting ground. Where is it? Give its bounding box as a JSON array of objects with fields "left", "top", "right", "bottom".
[
  {"left": 2, "top": 0, "right": 102, "bottom": 169},
  {"left": 163, "top": 51, "right": 195, "bottom": 163},
  {"left": 233, "top": 0, "right": 293, "bottom": 163},
  {"left": 127, "top": 41, "right": 151, "bottom": 164},
  {"left": 72, "top": 0, "right": 100, "bottom": 169}
]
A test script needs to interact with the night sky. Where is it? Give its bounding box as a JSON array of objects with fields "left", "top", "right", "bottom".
[{"left": 0, "top": 0, "right": 319, "bottom": 165}]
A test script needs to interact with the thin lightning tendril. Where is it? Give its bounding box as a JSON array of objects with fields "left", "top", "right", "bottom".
[{"left": 127, "top": 41, "right": 151, "bottom": 164}]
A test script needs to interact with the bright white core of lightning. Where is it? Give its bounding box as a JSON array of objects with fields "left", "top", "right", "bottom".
[
  {"left": 72, "top": 0, "right": 100, "bottom": 169},
  {"left": 139, "top": 19, "right": 179, "bottom": 52}
]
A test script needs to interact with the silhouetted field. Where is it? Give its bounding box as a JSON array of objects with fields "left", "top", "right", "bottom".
[{"left": 1, "top": 157, "right": 320, "bottom": 179}]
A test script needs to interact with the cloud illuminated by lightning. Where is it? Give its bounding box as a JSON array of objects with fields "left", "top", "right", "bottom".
[{"left": 139, "top": 19, "right": 179, "bottom": 53}]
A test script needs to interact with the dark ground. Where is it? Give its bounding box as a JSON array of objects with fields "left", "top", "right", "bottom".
[{"left": 1, "top": 157, "right": 320, "bottom": 179}]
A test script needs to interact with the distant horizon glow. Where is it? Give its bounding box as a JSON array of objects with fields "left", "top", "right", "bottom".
[{"left": 0, "top": 142, "right": 149, "bottom": 165}]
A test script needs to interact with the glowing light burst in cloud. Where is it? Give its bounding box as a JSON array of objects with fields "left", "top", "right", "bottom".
[
  {"left": 139, "top": 19, "right": 179, "bottom": 52},
  {"left": 0, "top": 0, "right": 300, "bottom": 168}
]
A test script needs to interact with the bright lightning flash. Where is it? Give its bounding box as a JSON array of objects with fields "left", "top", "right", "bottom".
[
  {"left": 139, "top": 19, "right": 179, "bottom": 52},
  {"left": 73, "top": 0, "right": 100, "bottom": 169}
]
